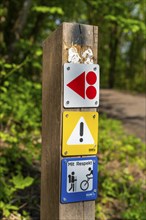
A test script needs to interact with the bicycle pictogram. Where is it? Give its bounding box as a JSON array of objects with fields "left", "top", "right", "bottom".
[{"left": 80, "top": 167, "right": 93, "bottom": 191}]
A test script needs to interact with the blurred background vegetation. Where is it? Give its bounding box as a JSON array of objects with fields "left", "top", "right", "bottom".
[{"left": 0, "top": 0, "right": 145, "bottom": 219}]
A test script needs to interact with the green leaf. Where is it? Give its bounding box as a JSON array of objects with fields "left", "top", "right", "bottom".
[
  {"left": 35, "top": 49, "right": 42, "bottom": 56},
  {"left": 0, "top": 201, "right": 18, "bottom": 217},
  {"left": 4, "top": 63, "right": 12, "bottom": 69},
  {"left": 33, "top": 6, "right": 64, "bottom": 15},
  {"left": 11, "top": 174, "right": 34, "bottom": 190}
]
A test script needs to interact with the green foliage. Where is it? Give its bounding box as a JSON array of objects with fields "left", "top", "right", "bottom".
[
  {"left": 33, "top": 6, "right": 64, "bottom": 15},
  {"left": 11, "top": 175, "right": 34, "bottom": 190},
  {"left": 0, "top": 173, "right": 33, "bottom": 217},
  {"left": 81, "top": 0, "right": 145, "bottom": 91},
  {"left": 0, "top": 0, "right": 145, "bottom": 92},
  {"left": 0, "top": 0, "right": 145, "bottom": 218},
  {"left": 105, "top": 15, "right": 146, "bottom": 33},
  {"left": 0, "top": 65, "right": 41, "bottom": 218},
  {"left": 0, "top": 202, "right": 18, "bottom": 218},
  {"left": 96, "top": 116, "right": 146, "bottom": 220}
]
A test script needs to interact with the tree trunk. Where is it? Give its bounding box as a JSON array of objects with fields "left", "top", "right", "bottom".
[{"left": 108, "top": 25, "right": 119, "bottom": 88}]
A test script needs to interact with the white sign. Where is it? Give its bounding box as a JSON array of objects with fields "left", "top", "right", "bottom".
[
  {"left": 67, "top": 159, "right": 93, "bottom": 193},
  {"left": 64, "top": 63, "right": 100, "bottom": 108},
  {"left": 67, "top": 117, "right": 94, "bottom": 145}
]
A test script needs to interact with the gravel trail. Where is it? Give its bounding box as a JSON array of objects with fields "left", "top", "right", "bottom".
[{"left": 99, "top": 89, "right": 146, "bottom": 142}]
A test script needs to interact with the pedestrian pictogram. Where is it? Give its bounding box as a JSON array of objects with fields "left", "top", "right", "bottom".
[
  {"left": 64, "top": 63, "right": 100, "bottom": 108},
  {"left": 68, "top": 171, "right": 77, "bottom": 192},
  {"left": 62, "top": 111, "right": 98, "bottom": 156},
  {"left": 61, "top": 157, "right": 98, "bottom": 203}
]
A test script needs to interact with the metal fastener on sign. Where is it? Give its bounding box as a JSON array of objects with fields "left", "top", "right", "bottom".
[
  {"left": 65, "top": 114, "right": 69, "bottom": 118},
  {"left": 94, "top": 189, "right": 97, "bottom": 192},
  {"left": 66, "top": 101, "right": 70, "bottom": 105},
  {"left": 63, "top": 198, "right": 67, "bottom": 201},
  {"left": 93, "top": 67, "right": 97, "bottom": 71},
  {"left": 93, "top": 160, "right": 96, "bottom": 163},
  {"left": 95, "top": 101, "right": 98, "bottom": 105},
  {"left": 67, "top": 67, "right": 70, "bottom": 70},
  {"left": 64, "top": 151, "right": 68, "bottom": 155},
  {"left": 93, "top": 114, "right": 96, "bottom": 119}
]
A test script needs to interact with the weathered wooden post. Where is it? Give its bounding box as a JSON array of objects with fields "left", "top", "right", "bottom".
[{"left": 41, "top": 22, "right": 99, "bottom": 220}]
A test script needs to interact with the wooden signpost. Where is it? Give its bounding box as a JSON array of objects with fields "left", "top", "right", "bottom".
[{"left": 41, "top": 22, "right": 99, "bottom": 220}]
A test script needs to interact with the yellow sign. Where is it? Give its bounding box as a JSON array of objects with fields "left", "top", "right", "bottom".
[{"left": 62, "top": 111, "right": 98, "bottom": 156}]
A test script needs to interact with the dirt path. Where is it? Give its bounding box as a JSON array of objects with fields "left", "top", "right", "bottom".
[{"left": 99, "top": 89, "right": 146, "bottom": 142}]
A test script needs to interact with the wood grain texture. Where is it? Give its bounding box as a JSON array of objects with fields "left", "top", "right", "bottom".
[
  {"left": 41, "top": 22, "right": 98, "bottom": 220},
  {"left": 41, "top": 26, "right": 62, "bottom": 220}
]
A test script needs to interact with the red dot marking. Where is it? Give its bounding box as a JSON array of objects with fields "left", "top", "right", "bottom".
[
  {"left": 86, "top": 86, "right": 97, "bottom": 99},
  {"left": 86, "top": 71, "right": 97, "bottom": 85}
]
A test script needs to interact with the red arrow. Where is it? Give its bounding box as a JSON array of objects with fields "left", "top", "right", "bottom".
[{"left": 67, "top": 72, "right": 85, "bottom": 99}]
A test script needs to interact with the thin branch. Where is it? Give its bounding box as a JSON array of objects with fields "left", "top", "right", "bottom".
[{"left": 4, "top": 56, "right": 30, "bottom": 79}]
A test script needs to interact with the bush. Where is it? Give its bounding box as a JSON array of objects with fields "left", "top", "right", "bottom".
[{"left": 96, "top": 115, "right": 146, "bottom": 220}]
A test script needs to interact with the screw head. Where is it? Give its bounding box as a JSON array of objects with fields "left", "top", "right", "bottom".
[
  {"left": 94, "top": 189, "right": 97, "bottom": 193},
  {"left": 65, "top": 114, "right": 69, "bottom": 118},
  {"left": 93, "top": 160, "right": 96, "bottom": 163},
  {"left": 93, "top": 67, "right": 97, "bottom": 71},
  {"left": 94, "top": 145, "right": 96, "bottom": 148},
  {"left": 95, "top": 101, "right": 98, "bottom": 105},
  {"left": 63, "top": 197, "right": 67, "bottom": 201},
  {"left": 93, "top": 114, "right": 96, "bottom": 119},
  {"left": 66, "top": 101, "right": 70, "bottom": 105},
  {"left": 64, "top": 151, "right": 68, "bottom": 155},
  {"left": 67, "top": 67, "right": 70, "bottom": 70}
]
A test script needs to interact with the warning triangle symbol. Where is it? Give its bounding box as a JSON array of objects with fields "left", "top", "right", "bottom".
[
  {"left": 67, "top": 117, "right": 94, "bottom": 145},
  {"left": 67, "top": 72, "right": 85, "bottom": 99}
]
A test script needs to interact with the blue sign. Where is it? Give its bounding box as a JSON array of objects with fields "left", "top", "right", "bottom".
[{"left": 61, "top": 156, "right": 98, "bottom": 203}]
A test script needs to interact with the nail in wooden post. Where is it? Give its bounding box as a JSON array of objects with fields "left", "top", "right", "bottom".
[{"left": 41, "top": 22, "right": 98, "bottom": 220}]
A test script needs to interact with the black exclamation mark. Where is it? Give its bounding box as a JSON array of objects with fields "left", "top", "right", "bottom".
[{"left": 79, "top": 122, "right": 84, "bottom": 142}]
